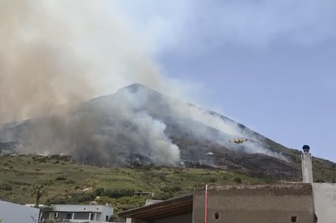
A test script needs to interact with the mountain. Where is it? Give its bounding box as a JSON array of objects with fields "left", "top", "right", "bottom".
[{"left": 0, "top": 83, "right": 335, "bottom": 181}]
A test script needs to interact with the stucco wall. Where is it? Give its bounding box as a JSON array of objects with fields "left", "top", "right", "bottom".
[
  {"left": 154, "top": 213, "right": 192, "bottom": 223},
  {"left": 302, "top": 152, "right": 313, "bottom": 183},
  {"left": 49, "top": 204, "right": 113, "bottom": 221},
  {"left": 312, "top": 183, "right": 336, "bottom": 223},
  {"left": 51, "top": 204, "right": 112, "bottom": 213},
  {"left": 193, "top": 183, "right": 316, "bottom": 223},
  {"left": 0, "top": 200, "right": 40, "bottom": 223},
  {"left": 97, "top": 206, "right": 114, "bottom": 221}
]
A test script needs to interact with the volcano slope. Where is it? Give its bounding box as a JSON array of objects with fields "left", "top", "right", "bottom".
[{"left": 0, "top": 83, "right": 335, "bottom": 181}]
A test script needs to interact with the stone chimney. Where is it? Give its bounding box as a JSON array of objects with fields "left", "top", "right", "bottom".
[{"left": 301, "top": 145, "right": 313, "bottom": 183}]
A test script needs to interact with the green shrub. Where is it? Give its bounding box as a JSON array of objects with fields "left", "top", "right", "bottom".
[
  {"left": 233, "top": 177, "right": 242, "bottom": 184},
  {"left": 95, "top": 179, "right": 138, "bottom": 191},
  {"left": 56, "top": 175, "right": 67, "bottom": 181},
  {"left": 209, "top": 177, "right": 217, "bottom": 182},
  {"left": 93, "top": 188, "right": 135, "bottom": 199},
  {"left": 0, "top": 182, "right": 12, "bottom": 191},
  {"left": 160, "top": 186, "right": 182, "bottom": 193}
]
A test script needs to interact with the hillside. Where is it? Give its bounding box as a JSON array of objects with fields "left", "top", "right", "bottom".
[
  {"left": 0, "top": 83, "right": 336, "bottom": 182},
  {"left": 0, "top": 154, "right": 334, "bottom": 217},
  {"left": 0, "top": 154, "right": 274, "bottom": 214}
]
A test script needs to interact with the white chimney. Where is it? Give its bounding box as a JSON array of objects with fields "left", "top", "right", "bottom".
[{"left": 301, "top": 145, "right": 313, "bottom": 183}]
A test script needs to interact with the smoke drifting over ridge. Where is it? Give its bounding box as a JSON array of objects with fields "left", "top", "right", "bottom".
[
  {"left": 0, "top": 1, "right": 288, "bottom": 165},
  {"left": 166, "top": 98, "right": 289, "bottom": 162}
]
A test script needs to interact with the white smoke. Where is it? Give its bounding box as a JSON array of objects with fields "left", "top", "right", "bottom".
[
  {"left": 111, "top": 88, "right": 180, "bottom": 166},
  {"left": 0, "top": 0, "right": 185, "bottom": 165},
  {"left": 0, "top": 0, "right": 293, "bottom": 165},
  {"left": 0, "top": 0, "right": 191, "bottom": 123},
  {"left": 166, "top": 98, "right": 289, "bottom": 161},
  {"left": 132, "top": 113, "right": 180, "bottom": 166}
]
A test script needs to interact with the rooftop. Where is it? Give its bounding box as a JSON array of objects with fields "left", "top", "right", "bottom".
[
  {"left": 50, "top": 204, "right": 113, "bottom": 213},
  {"left": 118, "top": 194, "right": 193, "bottom": 221}
]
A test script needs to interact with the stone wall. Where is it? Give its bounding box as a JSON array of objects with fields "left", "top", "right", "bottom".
[
  {"left": 193, "top": 183, "right": 316, "bottom": 223},
  {"left": 154, "top": 213, "right": 192, "bottom": 223}
]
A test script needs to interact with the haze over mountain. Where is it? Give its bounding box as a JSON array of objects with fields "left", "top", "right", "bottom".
[{"left": 0, "top": 83, "right": 302, "bottom": 179}]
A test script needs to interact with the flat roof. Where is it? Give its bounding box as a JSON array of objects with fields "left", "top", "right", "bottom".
[
  {"left": 118, "top": 194, "right": 193, "bottom": 221},
  {"left": 50, "top": 204, "right": 112, "bottom": 213},
  {"left": 194, "top": 183, "right": 313, "bottom": 196}
]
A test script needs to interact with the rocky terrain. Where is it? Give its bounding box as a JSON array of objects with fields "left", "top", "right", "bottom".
[{"left": 0, "top": 83, "right": 334, "bottom": 181}]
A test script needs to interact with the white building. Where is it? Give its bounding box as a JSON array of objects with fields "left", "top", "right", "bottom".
[
  {"left": 46, "top": 204, "right": 113, "bottom": 223},
  {"left": 25, "top": 204, "right": 49, "bottom": 208},
  {"left": 0, "top": 200, "right": 40, "bottom": 223}
]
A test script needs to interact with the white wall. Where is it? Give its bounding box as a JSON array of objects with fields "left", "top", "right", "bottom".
[
  {"left": 302, "top": 152, "right": 313, "bottom": 183},
  {"left": 0, "top": 200, "right": 40, "bottom": 223},
  {"left": 52, "top": 204, "right": 112, "bottom": 213},
  {"left": 96, "top": 206, "right": 113, "bottom": 222},
  {"left": 154, "top": 213, "right": 192, "bottom": 223},
  {"left": 47, "top": 205, "right": 113, "bottom": 222},
  {"left": 312, "top": 183, "right": 336, "bottom": 223}
]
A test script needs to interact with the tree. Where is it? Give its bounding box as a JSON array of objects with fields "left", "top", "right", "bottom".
[{"left": 31, "top": 184, "right": 48, "bottom": 208}]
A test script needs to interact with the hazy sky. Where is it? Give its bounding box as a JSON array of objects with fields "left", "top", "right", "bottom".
[{"left": 114, "top": 0, "right": 336, "bottom": 161}]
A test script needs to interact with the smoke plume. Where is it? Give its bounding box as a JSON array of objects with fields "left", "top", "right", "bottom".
[
  {"left": 0, "top": 0, "right": 288, "bottom": 165},
  {"left": 0, "top": 0, "right": 185, "bottom": 122},
  {"left": 166, "top": 97, "right": 289, "bottom": 162},
  {"left": 0, "top": 0, "right": 183, "bottom": 164}
]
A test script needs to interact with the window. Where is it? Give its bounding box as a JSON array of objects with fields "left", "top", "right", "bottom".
[
  {"left": 66, "top": 214, "right": 71, "bottom": 219},
  {"left": 214, "top": 212, "right": 219, "bottom": 220}
]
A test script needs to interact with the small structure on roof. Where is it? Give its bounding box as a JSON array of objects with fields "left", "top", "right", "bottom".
[{"left": 144, "top": 199, "right": 163, "bottom": 206}]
